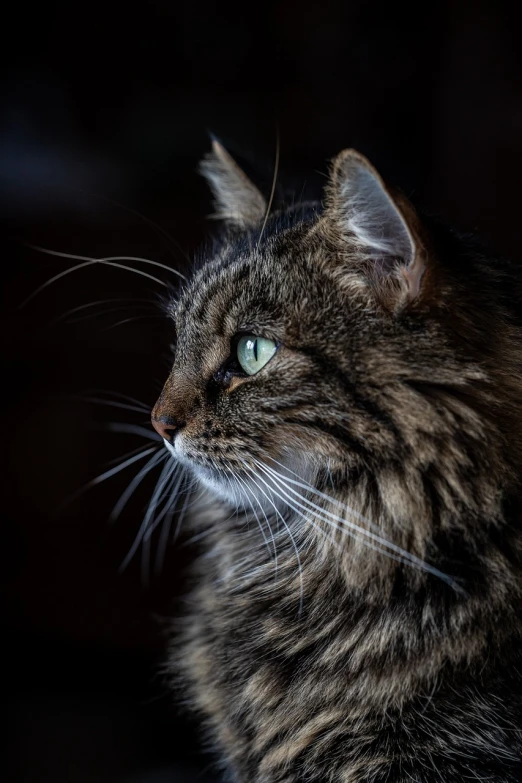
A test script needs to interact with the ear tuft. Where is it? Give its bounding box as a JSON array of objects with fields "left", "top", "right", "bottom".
[
  {"left": 199, "top": 140, "right": 267, "bottom": 229},
  {"left": 327, "top": 149, "right": 426, "bottom": 306}
]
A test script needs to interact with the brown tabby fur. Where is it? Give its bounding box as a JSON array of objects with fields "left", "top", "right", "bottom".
[{"left": 155, "top": 143, "right": 522, "bottom": 781}]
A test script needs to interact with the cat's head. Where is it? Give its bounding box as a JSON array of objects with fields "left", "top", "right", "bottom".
[{"left": 151, "top": 141, "right": 522, "bottom": 583}]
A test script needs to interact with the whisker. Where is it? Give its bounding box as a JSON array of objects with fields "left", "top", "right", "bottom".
[
  {"left": 20, "top": 246, "right": 172, "bottom": 307},
  {"left": 171, "top": 472, "right": 198, "bottom": 546},
  {"left": 109, "top": 449, "right": 167, "bottom": 523},
  {"left": 119, "top": 459, "right": 173, "bottom": 579},
  {"left": 242, "top": 464, "right": 304, "bottom": 615},
  {"left": 104, "top": 443, "right": 158, "bottom": 466},
  {"left": 260, "top": 460, "right": 422, "bottom": 558},
  {"left": 256, "top": 460, "right": 462, "bottom": 591},
  {"left": 90, "top": 447, "right": 159, "bottom": 486},
  {"left": 60, "top": 445, "right": 159, "bottom": 509},
  {"left": 154, "top": 467, "right": 188, "bottom": 575},
  {"left": 253, "top": 475, "right": 342, "bottom": 553},
  {"left": 141, "top": 467, "right": 182, "bottom": 580},
  {"left": 102, "top": 315, "right": 165, "bottom": 330},
  {"left": 140, "top": 461, "right": 177, "bottom": 585},
  {"left": 235, "top": 463, "right": 279, "bottom": 573},
  {"left": 265, "top": 455, "right": 382, "bottom": 534},
  {"left": 233, "top": 470, "right": 276, "bottom": 565},
  {"left": 256, "top": 463, "right": 411, "bottom": 563},
  {"left": 256, "top": 128, "right": 280, "bottom": 250},
  {"left": 254, "top": 467, "right": 423, "bottom": 581},
  {"left": 28, "top": 244, "right": 186, "bottom": 280},
  {"left": 85, "top": 389, "right": 152, "bottom": 410},
  {"left": 143, "top": 465, "right": 184, "bottom": 543},
  {"left": 67, "top": 305, "right": 158, "bottom": 325},
  {"left": 181, "top": 526, "right": 216, "bottom": 547}
]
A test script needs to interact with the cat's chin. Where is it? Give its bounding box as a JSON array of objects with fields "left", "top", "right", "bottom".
[{"left": 194, "top": 468, "right": 240, "bottom": 505}]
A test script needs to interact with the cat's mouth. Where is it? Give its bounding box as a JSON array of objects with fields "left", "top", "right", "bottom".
[
  {"left": 162, "top": 435, "right": 247, "bottom": 502},
  {"left": 162, "top": 428, "right": 318, "bottom": 517}
]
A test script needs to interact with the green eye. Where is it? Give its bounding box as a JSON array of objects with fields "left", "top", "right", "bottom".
[{"left": 236, "top": 335, "right": 277, "bottom": 376}]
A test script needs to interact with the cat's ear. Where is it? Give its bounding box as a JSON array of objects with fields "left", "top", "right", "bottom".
[
  {"left": 199, "top": 139, "right": 267, "bottom": 229},
  {"left": 326, "top": 149, "right": 426, "bottom": 306}
]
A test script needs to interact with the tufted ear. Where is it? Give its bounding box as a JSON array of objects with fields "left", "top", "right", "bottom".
[
  {"left": 199, "top": 139, "right": 267, "bottom": 229},
  {"left": 327, "top": 149, "right": 426, "bottom": 306}
]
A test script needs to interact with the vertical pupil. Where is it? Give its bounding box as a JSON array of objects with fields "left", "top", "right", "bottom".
[{"left": 253, "top": 338, "right": 258, "bottom": 361}]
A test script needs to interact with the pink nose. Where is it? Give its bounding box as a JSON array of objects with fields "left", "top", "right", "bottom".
[{"left": 151, "top": 415, "right": 182, "bottom": 441}]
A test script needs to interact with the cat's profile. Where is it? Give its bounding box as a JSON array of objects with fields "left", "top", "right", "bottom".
[{"left": 153, "top": 141, "right": 522, "bottom": 781}]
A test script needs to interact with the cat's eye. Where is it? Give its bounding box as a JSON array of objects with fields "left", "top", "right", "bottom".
[{"left": 236, "top": 335, "right": 277, "bottom": 375}]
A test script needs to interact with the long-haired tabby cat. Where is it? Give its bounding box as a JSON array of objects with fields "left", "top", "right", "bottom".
[{"left": 151, "top": 141, "right": 522, "bottom": 781}]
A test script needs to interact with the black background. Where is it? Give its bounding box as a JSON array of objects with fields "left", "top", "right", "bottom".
[{"left": 2, "top": 1, "right": 522, "bottom": 780}]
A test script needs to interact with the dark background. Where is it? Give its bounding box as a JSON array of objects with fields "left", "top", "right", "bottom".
[{"left": 2, "top": 1, "right": 521, "bottom": 780}]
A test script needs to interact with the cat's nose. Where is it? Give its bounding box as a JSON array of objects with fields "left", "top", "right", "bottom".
[{"left": 151, "top": 414, "right": 182, "bottom": 442}]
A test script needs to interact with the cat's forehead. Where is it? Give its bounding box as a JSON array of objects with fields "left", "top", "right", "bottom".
[
  {"left": 170, "top": 216, "right": 363, "bottom": 363},
  {"left": 177, "top": 230, "right": 312, "bottom": 328},
  {"left": 174, "top": 266, "right": 275, "bottom": 359}
]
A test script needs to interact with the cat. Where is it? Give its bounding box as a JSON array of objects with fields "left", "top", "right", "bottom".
[{"left": 152, "top": 140, "right": 522, "bottom": 782}]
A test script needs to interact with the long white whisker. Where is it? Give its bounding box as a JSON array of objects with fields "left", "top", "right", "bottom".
[
  {"left": 28, "top": 244, "right": 185, "bottom": 280},
  {"left": 220, "top": 468, "right": 241, "bottom": 514},
  {"left": 109, "top": 449, "right": 167, "bottom": 522},
  {"left": 265, "top": 455, "right": 382, "bottom": 533},
  {"left": 143, "top": 465, "right": 184, "bottom": 542},
  {"left": 256, "top": 468, "right": 427, "bottom": 581},
  {"left": 254, "top": 477, "right": 342, "bottom": 552},
  {"left": 102, "top": 315, "right": 163, "bottom": 330},
  {"left": 140, "top": 461, "right": 177, "bottom": 585},
  {"left": 141, "top": 467, "right": 184, "bottom": 577},
  {"left": 243, "top": 466, "right": 304, "bottom": 614},
  {"left": 236, "top": 461, "right": 280, "bottom": 573},
  {"left": 257, "top": 460, "right": 461, "bottom": 590},
  {"left": 21, "top": 247, "right": 171, "bottom": 307},
  {"left": 250, "top": 464, "right": 343, "bottom": 553},
  {"left": 104, "top": 443, "right": 158, "bottom": 466},
  {"left": 181, "top": 526, "right": 216, "bottom": 547},
  {"left": 59, "top": 445, "right": 159, "bottom": 510},
  {"left": 260, "top": 460, "right": 420, "bottom": 557},
  {"left": 119, "top": 459, "right": 173, "bottom": 578},
  {"left": 171, "top": 475, "right": 193, "bottom": 544},
  {"left": 90, "top": 446, "right": 158, "bottom": 487},
  {"left": 256, "top": 129, "right": 280, "bottom": 250},
  {"left": 256, "top": 463, "right": 416, "bottom": 565},
  {"left": 154, "top": 466, "right": 188, "bottom": 575},
  {"left": 261, "top": 459, "right": 425, "bottom": 556},
  {"left": 84, "top": 389, "right": 152, "bottom": 410},
  {"left": 233, "top": 469, "right": 276, "bottom": 565}
]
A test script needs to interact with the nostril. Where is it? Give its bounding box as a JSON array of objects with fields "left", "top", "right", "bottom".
[{"left": 151, "top": 415, "right": 183, "bottom": 442}]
